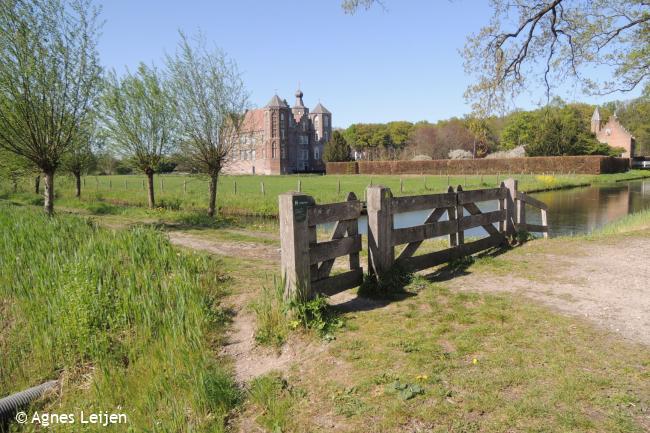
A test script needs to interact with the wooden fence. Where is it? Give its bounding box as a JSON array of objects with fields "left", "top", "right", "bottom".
[{"left": 279, "top": 179, "right": 548, "bottom": 300}]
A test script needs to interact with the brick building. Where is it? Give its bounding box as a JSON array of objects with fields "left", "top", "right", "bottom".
[
  {"left": 591, "top": 107, "right": 635, "bottom": 158},
  {"left": 223, "top": 89, "right": 332, "bottom": 175}
]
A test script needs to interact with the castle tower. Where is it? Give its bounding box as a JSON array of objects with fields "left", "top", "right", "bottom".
[
  {"left": 591, "top": 107, "right": 601, "bottom": 134},
  {"left": 310, "top": 102, "right": 332, "bottom": 144},
  {"left": 292, "top": 88, "right": 308, "bottom": 122},
  {"left": 265, "top": 94, "right": 291, "bottom": 173}
]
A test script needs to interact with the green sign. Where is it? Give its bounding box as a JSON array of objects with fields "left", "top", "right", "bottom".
[{"left": 293, "top": 197, "right": 311, "bottom": 222}]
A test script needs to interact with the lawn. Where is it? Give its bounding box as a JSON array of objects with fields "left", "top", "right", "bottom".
[{"left": 9, "top": 170, "right": 650, "bottom": 218}]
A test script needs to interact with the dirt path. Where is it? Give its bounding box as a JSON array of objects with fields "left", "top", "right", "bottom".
[
  {"left": 168, "top": 226, "right": 650, "bottom": 389},
  {"left": 451, "top": 236, "right": 650, "bottom": 346},
  {"left": 168, "top": 230, "right": 328, "bottom": 384},
  {"left": 168, "top": 231, "right": 280, "bottom": 262}
]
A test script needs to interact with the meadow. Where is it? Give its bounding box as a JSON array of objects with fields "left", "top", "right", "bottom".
[
  {"left": 10, "top": 170, "right": 650, "bottom": 218},
  {"left": 0, "top": 204, "right": 237, "bottom": 432}
]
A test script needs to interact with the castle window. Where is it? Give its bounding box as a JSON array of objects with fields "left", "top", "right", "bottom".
[
  {"left": 272, "top": 143, "right": 277, "bottom": 159},
  {"left": 314, "top": 147, "right": 320, "bottom": 160},
  {"left": 324, "top": 116, "right": 329, "bottom": 127},
  {"left": 281, "top": 145, "right": 286, "bottom": 159},
  {"left": 281, "top": 128, "right": 285, "bottom": 139},
  {"left": 280, "top": 113, "right": 285, "bottom": 121},
  {"left": 315, "top": 130, "right": 320, "bottom": 140},
  {"left": 252, "top": 150, "right": 256, "bottom": 160}
]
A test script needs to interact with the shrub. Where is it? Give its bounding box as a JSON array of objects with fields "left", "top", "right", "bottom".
[{"left": 448, "top": 149, "right": 473, "bottom": 159}]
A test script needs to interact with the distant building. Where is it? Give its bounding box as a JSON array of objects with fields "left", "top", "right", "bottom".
[
  {"left": 223, "top": 89, "right": 332, "bottom": 175},
  {"left": 591, "top": 107, "right": 635, "bottom": 158}
]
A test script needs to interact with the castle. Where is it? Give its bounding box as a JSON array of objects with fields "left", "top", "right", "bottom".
[
  {"left": 591, "top": 108, "right": 635, "bottom": 158},
  {"left": 224, "top": 89, "right": 332, "bottom": 175}
]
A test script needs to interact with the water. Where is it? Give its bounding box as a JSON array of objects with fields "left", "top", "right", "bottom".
[{"left": 347, "top": 180, "right": 650, "bottom": 238}]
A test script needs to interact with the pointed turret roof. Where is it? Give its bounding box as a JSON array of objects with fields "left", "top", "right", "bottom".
[
  {"left": 312, "top": 102, "right": 331, "bottom": 114},
  {"left": 591, "top": 107, "right": 601, "bottom": 122},
  {"left": 293, "top": 88, "right": 305, "bottom": 108},
  {"left": 266, "top": 94, "right": 289, "bottom": 108}
]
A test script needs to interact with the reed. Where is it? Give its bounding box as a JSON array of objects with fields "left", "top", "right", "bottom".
[{"left": 0, "top": 204, "right": 237, "bottom": 432}]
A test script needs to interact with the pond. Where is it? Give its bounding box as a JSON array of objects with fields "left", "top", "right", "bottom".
[{"left": 349, "top": 180, "right": 650, "bottom": 238}]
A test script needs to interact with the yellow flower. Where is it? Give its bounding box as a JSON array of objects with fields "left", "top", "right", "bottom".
[
  {"left": 416, "top": 374, "right": 429, "bottom": 381},
  {"left": 472, "top": 358, "right": 478, "bottom": 365}
]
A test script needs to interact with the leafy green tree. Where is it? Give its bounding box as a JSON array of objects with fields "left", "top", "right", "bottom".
[
  {"left": 0, "top": 150, "right": 34, "bottom": 193},
  {"left": 62, "top": 117, "right": 97, "bottom": 197},
  {"left": 386, "top": 121, "right": 413, "bottom": 148},
  {"left": 501, "top": 111, "right": 539, "bottom": 150},
  {"left": 525, "top": 105, "right": 601, "bottom": 156},
  {"left": 0, "top": 0, "right": 102, "bottom": 214},
  {"left": 100, "top": 64, "right": 176, "bottom": 209},
  {"left": 166, "top": 31, "right": 248, "bottom": 218},
  {"left": 323, "top": 131, "right": 352, "bottom": 162}
]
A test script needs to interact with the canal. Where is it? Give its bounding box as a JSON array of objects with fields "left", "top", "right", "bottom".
[{"left": 350, "top": 179, "right": 650, "bottom": 238}]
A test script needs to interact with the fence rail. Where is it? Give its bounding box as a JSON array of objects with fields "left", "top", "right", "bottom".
[{"left": 279, "top": 179, "right": 548, "bottom": 299}]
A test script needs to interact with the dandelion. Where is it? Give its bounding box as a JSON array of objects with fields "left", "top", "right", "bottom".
[
  {"left": 472, "top": 358, "right": 478, "bottom": 365},
  {"left": 416, "top": 374, "right": 429, "bottom": 381}
]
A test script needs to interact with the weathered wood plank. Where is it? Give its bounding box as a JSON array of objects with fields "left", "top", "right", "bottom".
[
  {"left": 457, "top": 187, "right": 504, "bottom": 204},
  {"left": 310, "top": 235, "right": 362, "bottom": 265},
  {"left": 279, "top": 193, "right": 315, "bottom": 300},
  {"left": 346, "top": 192, "right": 361, "bottom": 270},
  {"left": 516, "top": 191, "right": 549, "bottom": 210},
  {"left": 391, "top": 192, "right": 456, "bottom": 214},
  {"left": 317, "top": 219, "right": 353, "bottom": 280},
  {"left": 456, "top": 186, "right": 465, "bottom": 245},
  {"left": 397, "top": 207, "right": 448, "bottom": 259},
  {"left": 312, "top": 268, "right": 364, "bottom": 296},
  {"left": 447, "top": 185, "right": 458, "bottom": 247},
  {"left": 458, "top": 209, "right": 506, "bottom": 231},
  {"left": 463, "top": 202, "right": 502, "bottom": 236},
  {"left": 308, "top": 200, "right": 361, "bottom": 225},
  {"left": 399, "top": 233, "right": 506, "bottom": 272},
  {"left": 392, "top": 220, "right": 457, "bottom": 246},
  {"left": 515, "top": 223, "right": 549, "bottom": 233}
]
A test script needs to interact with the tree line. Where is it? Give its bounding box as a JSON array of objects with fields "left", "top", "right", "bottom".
[
  {"left": 0, "top": 0, "right": 248, "bottom": 216},
  {"left": 323, "top": 97, "right": 650, "bottom": 162}
]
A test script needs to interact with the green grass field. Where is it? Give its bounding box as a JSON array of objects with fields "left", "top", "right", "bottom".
[
  {"left": 0, "top": 204, "right": 237, "bottom": 432},
  {"left": 9, "top": 170, "right": 650, "bottom": 218}
]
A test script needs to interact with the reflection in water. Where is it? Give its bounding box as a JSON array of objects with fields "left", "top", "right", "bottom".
[
  {"left": 529, "top": 180, "right": 650, "bottom": 236},
  {"left": 348, "top": 180, "right": 650, "bottom": 238}
]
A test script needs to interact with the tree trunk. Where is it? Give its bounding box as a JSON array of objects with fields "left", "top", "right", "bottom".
[
  {"left": 43, "top": 170, "right": 54, "bottom": 216},
  {"left": 74, "top": 172, "right": 81, "bottom": 197},
  {"left": 34, "top": 175, "right": 40, "bottom": 194},
  {"left": 208, "top": 172, "right": 219, "bottom": 218},
  {"left": 146, "top": 169, "right": 155, "bottom": 208}
]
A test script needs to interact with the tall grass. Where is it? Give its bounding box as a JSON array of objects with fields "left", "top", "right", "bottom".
[{"left": 0, "top": 204, "right": 237, "bottom": 432}]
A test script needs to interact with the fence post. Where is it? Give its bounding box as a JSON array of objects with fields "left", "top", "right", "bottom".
[
  {"left": 504, "top": 178, "right": 518, "bottom": 237},
  {"left": 367, "top": 185, "right": 394, "bottom": 277},
  {"left": 234, "top": 180, "right": 237, "bottom": 195},
  {"left": 447, "top": 185, "right": 458, "bottom": 247},
  {"left": 279, "top": 192, "right": 314, "bottom": 301},
  {"left": 498, "top": 182, "right": 507, "bottom": 234},
  {"left": 456, "top": 185, "right": 465, "bottom": 245},
  {"left": 541, "top": 208, "right": 549, "bottom": 239},
  {"left": 183, "top": 179, "right": 187, "bottom": 193},
  {"left": 298, "top": 180, "right": 302, "bottom": 192},
  {"left": 261, "top": 181, "right": 265, "bottom": 196},
  {"left": 337, "top": 178, "right": 341, "bottom": 195}
]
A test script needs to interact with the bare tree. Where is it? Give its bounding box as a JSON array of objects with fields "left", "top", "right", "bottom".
[
  {"left": 463, "top": 0, "right": 650, "bottom": 113},
  {"left": 100, "top": 64, "right": 176, "bottom": 209},
  {"left": 0, "top": 0, "right": 102, "bottom": 214},
  {"left": 342, "top": 1, "right": 649, "bottom": 114},
  {"left": 166, "top": 31, "right": 248, "bottom": 218}
]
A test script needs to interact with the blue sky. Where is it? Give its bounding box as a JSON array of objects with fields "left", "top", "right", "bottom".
[{"left": 94, "top": 0, "right": 642, "bottom": 128}]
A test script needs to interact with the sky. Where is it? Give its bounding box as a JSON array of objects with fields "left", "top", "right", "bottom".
[{"left": 94, "top": 0, "right": 643, "bottom": 128}]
